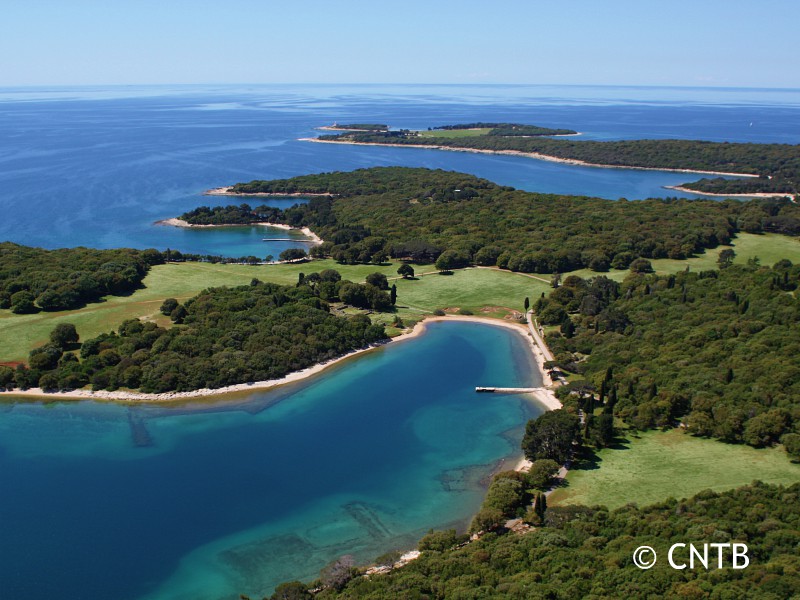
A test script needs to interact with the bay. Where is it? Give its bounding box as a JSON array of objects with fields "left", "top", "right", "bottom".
[{"left": 0, "top": 321, "right": 543, "bottom": 600}]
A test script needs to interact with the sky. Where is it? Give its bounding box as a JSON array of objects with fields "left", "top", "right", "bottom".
[{"left": 3, "top": 0, "right": 799, "bottom": 88}]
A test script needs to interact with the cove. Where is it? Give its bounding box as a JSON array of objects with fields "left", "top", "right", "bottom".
[{"left": 0, "top": 320, "right": 543, "bottom": 600}]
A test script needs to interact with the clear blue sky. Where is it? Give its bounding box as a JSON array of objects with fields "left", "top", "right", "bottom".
[{"left": 3, "top": 0, "right": 799, "bottom": 88}]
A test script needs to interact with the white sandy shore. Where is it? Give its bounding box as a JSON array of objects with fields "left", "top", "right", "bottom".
[
  {"left": 204, "top": 186, "right": 332, "bottom": 197},
  {"left": 0, "top": 315, "right": 561, "bottom": 409},
  {"left": 301, "top": 138, "right": 760, "bottom": 179},
  {"left": 155, "top": 218, "right": 322, "bottom": 245},
  {"left": 665, "top": 185, "right": 796, "bottom": 200}
]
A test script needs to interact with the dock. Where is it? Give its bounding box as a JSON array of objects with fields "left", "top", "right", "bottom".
[{"left": 475, "top": 387, "right": 542, "bottom": 394}]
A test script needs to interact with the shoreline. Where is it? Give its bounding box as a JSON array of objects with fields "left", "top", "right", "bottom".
[
  {"left": 204, "top": 186, "right": 332, "bottom": 198},
  {"left": 301, "top": 137, "right": 760, "bottom": 179},
  {"left": 155, "top": 218, "right": 323, "bottom": 245},
  {"left": 0, "top": 315, "right": 561, "bottom": 409},
  {"left": 664, "top": 184, "right": 796, "bottom": 200}
]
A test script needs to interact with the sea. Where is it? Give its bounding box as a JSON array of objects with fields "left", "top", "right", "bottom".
[{"left": 1, "top": 84, "right": 800, "bottom": 599}]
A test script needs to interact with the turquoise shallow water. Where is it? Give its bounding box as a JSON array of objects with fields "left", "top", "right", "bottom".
[{"left": 0, "top": 321, "right": 543, "bottom": 600}]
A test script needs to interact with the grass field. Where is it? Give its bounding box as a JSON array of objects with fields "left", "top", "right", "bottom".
[
  {"left": 549, "top": 429, "right": 800, "bottom": 509},
  {"left": 416, "top": 128, "right": 492, "bottom": 138},
  {"left": 0, "top": 261, "right": 547, "bottom": 362},
  {"left": 1, "top": 233, "right": 797, "bottom": 363}
]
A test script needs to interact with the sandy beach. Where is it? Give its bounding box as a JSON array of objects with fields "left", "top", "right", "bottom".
[
  {"left": 301, "top": 137, "right": 760, "bottom": 178},
  {"left": 155, "top": 218, "right": 323, "bottom": 244},
  {"left": 0, "top": 315, "right": 561, "bottom": 409},
  {"left": 664, "top": 185, "right": 796, "bottom": 200}
]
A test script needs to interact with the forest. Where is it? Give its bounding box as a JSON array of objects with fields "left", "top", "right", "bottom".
[
  {"left": 0, "top": 243, "right": 159, "bottom": 312},
  {"left": 265, "top": 482, "right": 800, "bottom": 599},
  {"left": 318, "top": 128, "right": 800, "bottom": 195},
  {"left": 208, "top": 167, "right": 800, "bottom": 273},
  {"left": 539, "top": 262, "right": 800, "bottom": 449},
  {"left": 432, "top": 122, "right": 578, "bottom": 136},
  {"left": 1, "top": 272, "right": 388, "bottom": 394}
]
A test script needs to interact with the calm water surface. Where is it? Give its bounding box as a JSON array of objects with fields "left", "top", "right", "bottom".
[
  {"left": 2, "top": 84, "right": 799, "bottom": 257},
  {"left": 0, "top": 321, "right": 542, "bottom": 600},
  {"left": 2, "top": 84, "right": 800, "bottom": 598}
]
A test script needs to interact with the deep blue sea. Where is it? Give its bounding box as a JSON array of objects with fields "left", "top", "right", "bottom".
[
  {"left": 2, "top": 84, "right": 800, "bottom": 258},
  {"left": 2, "top": 84, "right": 800, "bottom": 599}
]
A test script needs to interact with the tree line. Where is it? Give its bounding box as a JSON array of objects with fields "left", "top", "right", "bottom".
[
  {"left": 204, "top": 167, "right": 799, "bottom": 273},
  {"left": 0, "top": 243, "right": 160, "bottom": 312},
  {"left": 539, "top": 261, "right": 800, "bottom": 453},
  {"left": 0, "top": 271, "right": 390, "bottom": 394},
  {"left": 262, "top": 481, "right": 800, "bottom": 599}
]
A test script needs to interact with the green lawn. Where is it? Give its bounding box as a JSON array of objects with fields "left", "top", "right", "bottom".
[
  {"left": 2, "top": 232, "right": 797, "bottom": 363},
  {"left": 0, "top": 261, "right": 546, "bottom": 363},
  {"left": 549, "top": 429, "right": 800, "bottom": 509},
  {"left": 416, "top": 128, "right": 492, "bottom": 138}
]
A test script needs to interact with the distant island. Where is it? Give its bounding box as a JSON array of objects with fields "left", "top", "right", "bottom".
[
  {"left": 309, "top": 122, "right": 799, "bottom": 197},
  {"left": 317, "top": 123, "right": 389, "bottom": 132}
]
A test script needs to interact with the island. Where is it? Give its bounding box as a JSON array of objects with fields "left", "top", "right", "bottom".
[{"left": 308, "top": 122, "right": 800, "bottom": 197}]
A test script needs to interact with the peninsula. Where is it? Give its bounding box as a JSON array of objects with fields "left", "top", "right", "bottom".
[{"left": 309, "top": 122, "right": 800, "bottom": 197}]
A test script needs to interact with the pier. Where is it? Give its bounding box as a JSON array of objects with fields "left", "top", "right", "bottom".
[{"left": 475, "top": 386, "right": 543, "bottom": 394}]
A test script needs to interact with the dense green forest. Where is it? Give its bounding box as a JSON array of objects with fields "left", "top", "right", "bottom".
[
  {"left": 216, "top": 167, "right": 800, "bottom": 273},
  {"left": 329, "top": 124, "right": 388, "bottom": 131},
  {"left": 432, "top": 122, "right": 578, "bottom": 136},
  {"left": 180, "top": 203, "right": 284, "bottom": 226},
  {"left": 0, "top": 243, "right": 159, "bottom": 312},
  {"left": 318, "top": 128, "right": 800, "bottom": 195},
  {"left": 266, "top": 482, "right": 800, "bottom": 599},
  {"left": 539, "top": 262, "right": 800, "bottom": 448},
  {"left": 1, "top": 273, "right": 388, "bottom": 394},
  {"left": 679, "top": 175, "right": 797, "bottom": 196}
]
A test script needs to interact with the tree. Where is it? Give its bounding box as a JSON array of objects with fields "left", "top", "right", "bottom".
[
  {"left": 170, "top": 304, "right": 188, "bottom": 324},
  {"left": 630, "top": 258, "right": 653, "bottom": 273},
  {"left": 782, "top": 433, "right": 800, "bottom": 462},
  {"left": 522, "top": 409, "right": 581, "bottom": 464},
  {"left": 418, "top": 529, "right": 464, "bottom": 552},
  {"left": 365, "top": 272, "right": 389, "bottom": 290},
  {"left": 524, "top": 297, "right": 530, "bottom": 312},
  {"left": 526, "top": 459, "right": 560, "bottom": 490},
  {"left": 10, "top": 291, "right": 36, "bottom": 314},
  {"left": 718, "top": 248, "right": 736, "bottom": 269},
  {"left": 49, "top": 323, "right": 79, "bottom": 348},
  {"left": 270, "top": 581, "right": 312, "bottom": 600},
  {"left": 320, "top": 555, "right": 356, "bottom": 591},
  {"left": 397, "top": 263, "right": 415, "bottom": 279},
  {"left": 29, "top": 343, "right": 63, "bottom": 371},
  {"left": 279, "top": 248, "right": 307, "bottom": 262},
  {"left": 390, "top": 284, "right": 397, "bottom": 305},
  {"left": 551, "top": 273, "right": 561, "bottom": 288},
  {"left": 435, "top": 252, "right": 456, "bottom": 273},
  {"left": 160, "top": 298, "right": 178, "bottom": 316}
]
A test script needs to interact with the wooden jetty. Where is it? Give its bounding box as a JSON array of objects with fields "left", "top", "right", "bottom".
[{"left": 475, "top": 386, "right": 541, "bottom": 394}]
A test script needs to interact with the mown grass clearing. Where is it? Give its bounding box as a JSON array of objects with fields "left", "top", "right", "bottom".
[
  {"left": 549, "top": 428, "right": 800, "bottom": 509},
  {"left": 1, "top": 233, "right": 797, "bottom": 362}
]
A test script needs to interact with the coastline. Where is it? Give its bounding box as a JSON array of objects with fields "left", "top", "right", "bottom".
[
  {"left": 155, "top": 217, "right": 323, "bottom": 244},
  {"left": 204, "top": 186, "right": 332, "bottom": 197},
  {"left": 0, "top": 315, "right": 561, "bottom": 409},
  {"left": 301, "top": 137, "right": 760, "bottom": 179},
  {"left": 664, "top": 184, "right": 796, "bottom": 200}
]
